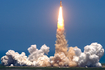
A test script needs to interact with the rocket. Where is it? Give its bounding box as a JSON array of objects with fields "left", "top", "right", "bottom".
[
  {"left": 57, "top": 1, "right": 64, "bottom": 30},
  {"left": 60, "top": 1, "right": 62, "bottom": 7}
]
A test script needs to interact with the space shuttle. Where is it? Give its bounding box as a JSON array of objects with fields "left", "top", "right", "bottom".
[{"left": 60, "top": 1, "right": 62, "bottom": 7}]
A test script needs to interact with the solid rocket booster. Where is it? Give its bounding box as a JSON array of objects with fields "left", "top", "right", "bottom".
[{"left": 60, "top": 1, "right": 62, "bottom": 7}]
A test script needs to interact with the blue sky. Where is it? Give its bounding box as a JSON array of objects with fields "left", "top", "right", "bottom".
[{"left": 0, "top": 0, "right": 105, "bottom": 62}]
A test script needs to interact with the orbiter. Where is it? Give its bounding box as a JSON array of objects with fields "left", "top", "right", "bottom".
[{"left": 60, "top": 1, "right": 62, "bottom": 7}]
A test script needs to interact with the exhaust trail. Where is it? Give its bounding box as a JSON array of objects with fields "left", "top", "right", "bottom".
[
  {"left": 50, "top": 1, "right": 77, "bottom": 67},
  {"left": 55, "top": 1, "right": 68, "bottom": 55}
]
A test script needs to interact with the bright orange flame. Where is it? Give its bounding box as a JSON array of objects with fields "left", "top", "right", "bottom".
[{"left": 57, "top": 6, "right": 64, "bottom": 30}]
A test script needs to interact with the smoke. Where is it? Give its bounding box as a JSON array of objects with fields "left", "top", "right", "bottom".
[
  {"left": 55, "top": 29, "right": 68, "bottom": 56},
  {"left": 1, "top": 28, "right": 104, "bottom": 67},
  {"left": 1, "top": 44, "right": 50, "bottom": 67},
  {"left": 51, "top": 28, "right": 77, "bottom": 67},
  {"left": 73, "top": 42, "right": 104, "bottom": 67}
]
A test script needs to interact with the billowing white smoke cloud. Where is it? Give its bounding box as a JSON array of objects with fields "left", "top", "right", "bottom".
[
  {"left": 1, "top": 43, "right": 104, "bottom": 67},
  {"left": 1, "top": 50, "right": 31, "bottom": 66},
  {"left": 1, "top": 44, "right": 50, "bottom": 67},
  {"left": 73, "top": 42, "right": 104, "bottom": 67}
]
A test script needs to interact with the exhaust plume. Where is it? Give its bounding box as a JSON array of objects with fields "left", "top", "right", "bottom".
[
  {"left": 55, "top": 2, "right": 68, "bottom": 55},
  {"left": 51, "top": 2, "right": 78, "bottom": 67}
]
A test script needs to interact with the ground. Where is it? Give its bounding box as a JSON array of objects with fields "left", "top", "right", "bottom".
[{"left": 0, "top": 64, "right": 105, "bottom": 70}]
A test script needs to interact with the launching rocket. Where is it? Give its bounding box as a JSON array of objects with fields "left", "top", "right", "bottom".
[
  {"left": 60, "top": 1, "right": 62, "bottom": 7},
  {"left": 57, "top": 1, "right": 64, "bottom": 30}
]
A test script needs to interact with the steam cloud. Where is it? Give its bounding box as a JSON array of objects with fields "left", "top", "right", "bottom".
[{"left": 1, "top": 29, "right": 104, "bottom": 67}]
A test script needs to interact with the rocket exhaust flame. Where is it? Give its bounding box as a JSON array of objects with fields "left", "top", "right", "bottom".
[{"left": 1, "top": 1, "right": 104, "bottom": 67}]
